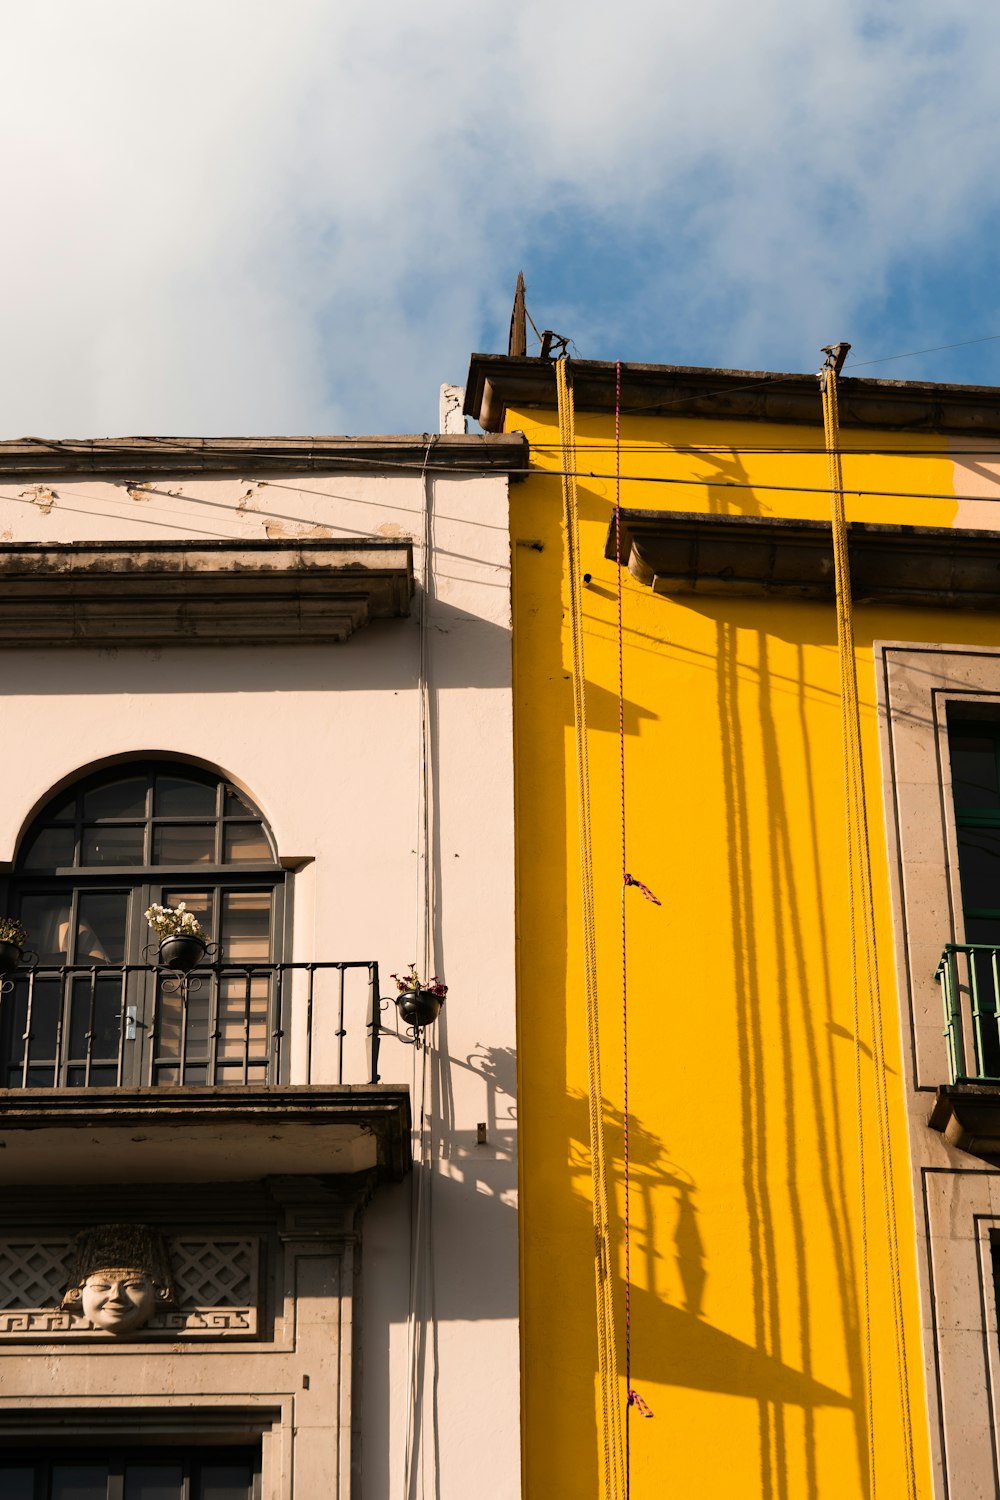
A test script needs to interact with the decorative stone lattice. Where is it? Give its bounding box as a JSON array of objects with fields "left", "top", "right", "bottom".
[
  {"left": 166, "top": 1238, "right": 255, "bottom": 1307},
  {"left": 0, "top": 1235, "right": 259, "bottom": 1340},
  {"left": 0, "top": 1241, "right": 73, "bottom": 1310}
]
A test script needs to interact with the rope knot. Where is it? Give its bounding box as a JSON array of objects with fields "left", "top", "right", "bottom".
[
  {"left": 624, "top": 873, "right": 661, "bottom": 906},
  {"left": 628, "top": 1389, "right": 654, "bottom": 1418}
]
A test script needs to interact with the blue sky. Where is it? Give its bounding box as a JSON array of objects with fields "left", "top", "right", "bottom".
[{"left": 3, "top": 0, "right": 1000, "bottom": 437}]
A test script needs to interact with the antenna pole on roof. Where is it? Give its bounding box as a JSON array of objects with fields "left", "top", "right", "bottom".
[{"left": 509, "top": 272, "right": 527, "bottom": 357}]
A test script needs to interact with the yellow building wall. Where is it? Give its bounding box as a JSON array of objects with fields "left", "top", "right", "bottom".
[{"left": 509, "top": 401, "right": 991, "bottom": 1498}]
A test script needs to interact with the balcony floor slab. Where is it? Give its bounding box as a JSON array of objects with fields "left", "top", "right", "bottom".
[{"left": 0, "top": 1084, "right": 411, "bottom": 1184}]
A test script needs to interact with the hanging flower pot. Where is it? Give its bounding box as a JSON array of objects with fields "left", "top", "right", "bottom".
[
  {"left": 145, "top": 903, "right": 209, "bottom": 974},
  {"left": 0, "top": 919, "right": 28, "bottom": 977},
  {"left": 396, "top": 987, "right": 445, "bottom": 1028},
  {"left": 158, "top": 934, "right": 208, "bottom": 973},
  {"left": 391, "top": 965, "right": 447, "bottom": 1029},
  {"left": 0, "top": 940, "right": 23, "bottom": 977}
]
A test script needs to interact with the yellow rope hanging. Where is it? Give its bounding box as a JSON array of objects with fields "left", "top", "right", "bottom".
[
  {"left": 556, "top": 357, "right": 625, "bottom": 1500},
  {"left": 821, "top": 349, "right": 918, "bottom": 1500}
]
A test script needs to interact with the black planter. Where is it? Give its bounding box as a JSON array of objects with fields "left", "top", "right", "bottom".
[
  {"left": 158, "top": 935, "right": 207, "bottom": 973},
  {"left": 0, "top": 941, "right": 23, "bottom": 977},
  {"left": 395, "top": 988, "right": 445, "bottom": 1028}
]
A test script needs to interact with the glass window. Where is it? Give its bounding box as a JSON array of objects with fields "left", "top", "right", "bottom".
[
  {"left": 83, "top": 778, "right": 148, "bottom": 820},
  {"left": 956, "top": 827, "right": 1000, "bottom": 912},
  {"left": 22, "top": 827, "right": 75, "bottom": 870},
  {"left": 0, "top": 1447, "right": 258, "bottom": 1499},
  {"left": 951, "top": 731, "right": 1000, "bottom": 811},
  {"left": 153, "top": 825, "right": 216, "bottom": 865},
  {"left": 0, "top": 1469, "right": 34, "bottom": 1500},
  {"left": 19, "top": 893, "right": 71, "bottom": 963},
  {"left": 6, "top": 763, "right": 283, "bottom": 1091},
  {"left": 223, "top": 824, "right": 272, "bottom": 863},
  {"left": 154, "top": 776, "right": 217, "bottom": 818},
  {"left": 221, "top": 891, "right": 272, "bottom": 962},
  {"left": 124, "top": 1464, "right": 185, "bottom": 1500},
  {"left": 82, "top": 826, "right": 145, "bottom": 866},
  {"left": 51, "top": 1468, "right": 110, "bottom": 1500},
  {"left": 76, "top": 891, "right": 130, "bottom": 964},
  {"left": 200, "top": 1464, "right": 255, "bottom": 1500},
  {"left": 18, "top": 763, "right": 276, "bottom": 873}
]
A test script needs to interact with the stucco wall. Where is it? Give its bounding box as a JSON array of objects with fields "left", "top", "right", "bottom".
[
  {"left": 0, "top": 465, "right": 519, "bottom": 1498},
  {"left": 505, "top": 399, "right": 990, "bottom": 1500}
]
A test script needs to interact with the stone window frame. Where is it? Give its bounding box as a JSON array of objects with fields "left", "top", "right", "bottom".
[
  {"left": 876, "top": 643, "right": 1000, "bottom": 1094},
  {"left": 877, "top": 642, "right": 1000, "bottom": 1500}
]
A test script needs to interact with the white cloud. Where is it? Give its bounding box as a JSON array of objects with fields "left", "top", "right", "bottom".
[{"left": 1, "top": 0, "right": 999, "bottom": 436}]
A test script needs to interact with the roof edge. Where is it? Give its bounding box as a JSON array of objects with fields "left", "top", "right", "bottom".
[
  {"left": 0, "top": 432, "right": 530, "bottom": 479},
  {"left": 465, "top": 353, "right": 1000, "bottom": 435}
]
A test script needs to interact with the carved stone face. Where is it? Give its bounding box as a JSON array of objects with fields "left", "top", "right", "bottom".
[{"left": 80, "top": 1266, "right": 158, "bottom": 1334}]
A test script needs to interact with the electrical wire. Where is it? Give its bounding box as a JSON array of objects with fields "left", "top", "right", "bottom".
[
  {"left": 532, "top": 442, "right": 1000, "bottom": 457},
  {"left": 520, "top": 466, "right": 1000, "bottom": 507},
  {"left": 847, "top": 332, "right": 1000, "bottom": 369}
]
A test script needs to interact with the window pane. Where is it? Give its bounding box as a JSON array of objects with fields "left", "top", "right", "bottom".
[
  {"left": 162, "top": 891, "right": 213, "bottom": 939},
  {"left": 52, "top": 1466, "right": 110, "bottom": 1500},
  {"left": 223, "top": 824, "right": 272, "bottom": 863},
  {"left": 958, "top": 827, "right": 1000, "bottom": 911},
  {"left": 0, "top": 1468, "right": 34, "bottom": 1500},
  {"left": 155, "top": 776, "right": 216, "bottom": 818},
  {"left": 154, "top": 825, "right": 216, "bottom": 865},
  {"left": 218, "top": 977, "right": 270, "bottom": 1063},
  {"left": 21, "top": 826, "right": 75, "bottom": 870},
  {"left": 951, "top": 732, "right": 1000, "bottom": 810},
  {"left": 18, "top": 894, "right": 70, "bottom": 966},
  {"left": 966, "top": 917, "right": 1000, "bottom": 946},
  {"left": 68, "top": 977, "right": 124, "bottom": 1064},
  {"left": 76, "top": 891, "right": 129, "bottom": 964},
  {"left": 125, "top": 1463, "right": 184, "bottom": 1499},
  {"left": 82, "top": 825, "right": 145, "bottom": 865},
  {"left": 18, "top": 976, "right": 62, "bottom": 1061},
  {"left": 19, "top": 894, "right": 71, "bottom": 963},
  {"left": 223, "top": 786, "right": 257, "bottom": 817},
  {"left": 200, "top": 1463, "right": 253, "bottom": 1499},
  {"left": 83, "top": 777, "right": 148, "bottom": 820},
  {"left": 221, "top": 891, "right": 271, "bottom": 962}
]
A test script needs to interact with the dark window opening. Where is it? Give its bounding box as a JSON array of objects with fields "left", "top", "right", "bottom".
[
  {"left": 1, "top": 762, "right": 284, "bottom": 1090},
  {"left": 0, "top": 1444, "right": 260, "bottom": 1499}
]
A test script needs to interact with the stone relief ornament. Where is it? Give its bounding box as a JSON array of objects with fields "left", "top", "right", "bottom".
[
  {"left": 60, "top": 1223, "right": 175, "bottom": 1335},
  {"left": 0, "top": 1232, "right": 259, "bottom": 1340}
]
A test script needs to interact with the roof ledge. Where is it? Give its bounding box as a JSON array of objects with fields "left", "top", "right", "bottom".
[
  {"left": 0, "top": 433, "right": 530, "bottom": 478},
  {"left": 0, "top": 538, "right": 413, "bottom": 646},
  {"left": 606, "top": 509, "right": 1000, "bottom": 609},
  {"left": 465, "top": 353, "right": 1000, "bottom": 434}
]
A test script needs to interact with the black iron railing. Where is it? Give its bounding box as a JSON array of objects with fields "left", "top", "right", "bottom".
[{"left": 0, "top": 961, "right": 382, "bottom": 1089}]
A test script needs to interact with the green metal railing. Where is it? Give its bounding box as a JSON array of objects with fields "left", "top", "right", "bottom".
[{"left": 936, "top": 944, "right": 1000, "bottom": 1083}]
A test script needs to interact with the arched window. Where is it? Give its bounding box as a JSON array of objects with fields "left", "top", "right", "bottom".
[{"left": 2, "top": 761, "right": 284, "bottom": 1089}]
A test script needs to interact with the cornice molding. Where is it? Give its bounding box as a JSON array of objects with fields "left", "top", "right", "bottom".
[
  {"left": 465, "top": 353, "right": 1000, "bottom": 435},
  {"left": 0, "top": 433, "right": 529, "bottom": 478},
  {"left": 0, "top": 537, "right": 413, "bottom": 645},
  {"left": 606, "top": 508, "right": 1000, "bottom": 609}
]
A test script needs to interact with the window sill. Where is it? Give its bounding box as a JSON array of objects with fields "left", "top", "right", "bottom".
[{"left": 930, "top": 1083, "right": 1000, "bottom": 1161}]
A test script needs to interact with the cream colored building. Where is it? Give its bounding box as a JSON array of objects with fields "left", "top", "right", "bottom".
[{"left": 0, "top": 427, "right": 525, "bottom": 1498}]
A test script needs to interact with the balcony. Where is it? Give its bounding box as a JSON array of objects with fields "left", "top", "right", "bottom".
[
  {"left": 0, "top": 960, "right": 411, "bottom": 1185},
  {"left": 931, "top": 945, "right": 1000, "bottom": 1159}
]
